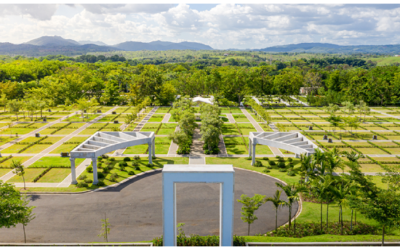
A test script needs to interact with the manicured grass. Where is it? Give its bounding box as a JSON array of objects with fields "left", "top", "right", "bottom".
[
  {"left": 7, "top": 168, "right": 46, "bottom": 183},
  {"left": 237, "top": 123, "right": 256, "bottom": 135},
  {"left": 0, "top": 137, "right": 17, "bottom": 146},
  {"left": 140, "top": 123, "right": 160, "bottom": 132},
  {"left": 65, "top": 114, "right": 100, "bottom": 122},
  {"left": 230, "top": 107, "right": 243, "bottom": 113},
  {"left": 30, "top": 157, "right": 84, "bottom": 167},
  {"left": 0, "top": 169, "right": 11, "bottom": 177},
  {"left": 123, "top": 144, "right": 149, "bottom": 154},
  {"left": 233, "top": 114, "right": 249, "bottom": 122},
  {"left": 222, "top": 124, "right": 240, "bottom": 135},
  {"left": 23, "top": 136, "right": 63, "bottom": 154},
  {"left": 97, "top": 115, "right": 119, "bottom": 122},
  {"left": 155, "top": 137, "right": 171, "bottom": 154},
  {"left": 256, "top": 145, "right": 273, "bottom": 154},
  {"left": 1, "top": 137, "right": 41, "bottom": 153},
  {"left": 220, "top": 108, "right": 231, "bottom": 114},
  {"left": 357, "top": 148, "right": 387, "bottom": 155},
  {"left": 155, "top": 107, "right": 171, "bottom": 113},
  {"left": 100, "top": 123, "right": 122, "bottom": 132},
  {"left": 37, "top": 168, "right": 71, "bottom": 183},
  {"left": 50, "top": 136, "right": 89, "bottom": 154},
  {"left": 0, "top": 156, "right": 31, "bottom": 167},
  {"left": 148, "top": 114, "right": 165, "bottom": 122},
  {"left": 206, "top": 157, "right": 301, "bottom": 185},
  {"left": 1, "top": 123, "right": 47, "bottom": 135},
  {"left": 157, "top": 123, "right": 176, "bottom": 135}
]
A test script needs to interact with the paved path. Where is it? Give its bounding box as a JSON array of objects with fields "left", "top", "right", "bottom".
[
  {"left": 290, "top": 96, "right": 309, "bottom": 106},
  {"left": 189, "top": 127, "right": 205, "bottom": 164},
  {"left": 161, "top": 113, "right": 171, "bottom": 123},
  {"left": 371, "top": 109, "right": 400, "bottom": 119},
  {"left": 167, "top": 126, "right": 179, "bottom": 156},
  {"left": 0, "top": 108, "right": 118, "bottom": 183},
  {"left": 226, "top": 114, "right": 235, "bottom": 123},
  {"left": 0, "top": 169, "right": 298, "bottom": 243}
]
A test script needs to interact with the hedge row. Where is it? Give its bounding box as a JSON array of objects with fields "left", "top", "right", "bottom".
[
  {"left": 33, "top": 167, "right": 52, "bottom": 182},
  {"left": 50, "top": 122, "right": 72, "bottom": 134},
  {"left": 18, "top": 136, "right": 49, "bottom": 153}
]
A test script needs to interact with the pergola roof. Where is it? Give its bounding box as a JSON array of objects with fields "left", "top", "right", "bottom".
[
  {"left": 70, "top": 131, "right": 154, "bottom": 158},
  {"left": 249, "top": 132, "right": 320, "bottom": 155},
  {"left": 192, "top": 96, "right": 214, "bottom": 105}
]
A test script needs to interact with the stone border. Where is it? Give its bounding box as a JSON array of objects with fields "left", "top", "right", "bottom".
[
  {"left": 246, "top": 242, "right": 400, "bottom": 246},
  {"left": 0, "top": 243, "right": 152, "bottom": 246}
]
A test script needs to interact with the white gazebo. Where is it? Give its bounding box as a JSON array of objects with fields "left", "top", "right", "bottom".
[
  {"left": 249, "top": 132, "right": 320, "bottom": 165},
  {"left": 70, "top": 131, "right": 155, "bottom": 185},
  {"left": 192, "top": 96, "right": 214, "bottom": 105}
]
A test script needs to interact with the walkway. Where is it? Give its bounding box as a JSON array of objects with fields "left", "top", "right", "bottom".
[
  {"left": 371, "top": 109, "right": 400, "bottom": 119},
  {"left": 189, "top": 127, "right": 205, "bottom": 164},
  {"left": 290, "top": 96, "right": 309, "bottom": 106}
]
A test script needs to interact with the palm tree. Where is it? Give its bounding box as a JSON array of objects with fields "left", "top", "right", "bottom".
[
  {"left": 299, "top": 154, "right": 316, "bottom": 183},
  {"left": 265, "top": 190, "right": 286, "bottom": 232},
  {"left": 329, "top": 178, "right": 351, "bottom": 235},
  {"left": 325, "top": 151, "right": 342, "bottom": 175},
  {"left": 276, "top": 183, "right": 306, "bottom": 231},
  {"left": 311, "top": 175, "right": 334, "bottom": 231}
]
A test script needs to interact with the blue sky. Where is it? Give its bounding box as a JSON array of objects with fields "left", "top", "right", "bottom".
[{"left": 1, "top": 4, "right": 400, "bottom": 49}]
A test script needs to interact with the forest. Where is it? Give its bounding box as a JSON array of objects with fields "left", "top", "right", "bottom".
[{"left": 0, "top": 53, "right": 399, "bottom": 108}]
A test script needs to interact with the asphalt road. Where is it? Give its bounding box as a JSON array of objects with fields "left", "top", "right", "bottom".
[{"left": 0, "top": 168, "right": 298, "bottom": 243}]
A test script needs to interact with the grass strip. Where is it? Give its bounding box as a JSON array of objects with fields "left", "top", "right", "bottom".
[{"left": 367, "top": 141, "right": 391, "bottom": 154}]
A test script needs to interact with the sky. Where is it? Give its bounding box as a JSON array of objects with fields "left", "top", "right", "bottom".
[{"left": 1, "top": 4, "right": 400, "bottom": 49}]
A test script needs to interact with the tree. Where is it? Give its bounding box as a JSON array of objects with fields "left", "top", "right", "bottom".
[
  {"left": 7, "top": 99, "right": 23, "bottom": 121},
  {"left": 265, "top": 190, "right": 285, "bottom": 232},
  {"left": 378, "top": 164, "right": 400, "bottom": 192},
  {"left": 12, "top": 160, "right": 26, "bottom": 190},
  {"left": 98, "top": 213, "right": 111, "bottom": 242},
  {"left": 0, "top": 181, "right": 36, "bottom": 230},
  {"left": 0, "top": 93, "right": 8, "bottom": 112},
  {"left": 329, "top": 178, "right": 352, "bottom": 235},
  {"left": 178, "top": 111, "right": 196, "bottom": 137},
  {"left": 311, "top": 175, "right": 334, "bottom": 231},
  {"left": 349, "top": 190, "right": 400, "bottom": 246},
  {"left": 20, "top": 195, "right": 35, "bottom": 243},
  {"left": 76, "top": 97, "right": 90, "bottom": 121},
  {"left": 276, "top": 183, "right": 306, "bottom": 230},
  {"left": 237, "top": 194, "right": 265, "bottom": 236},
  {"left": 159, "top": 82, "right": 176, "bottom": 105}
]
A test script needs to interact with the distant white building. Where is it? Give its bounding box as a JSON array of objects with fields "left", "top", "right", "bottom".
[{"left": 192, "top": 96, "right": 214, "bottom": 105}]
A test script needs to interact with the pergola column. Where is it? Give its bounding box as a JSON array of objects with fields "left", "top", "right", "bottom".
[
  {"left": 92, "top": 157, "right": 98, "bottom": 185},
  {"left": 148, "top": 142, "right": 153, "bottom": 164},
  {"left": 70, "top": 158, "right": 77, "bottom": 184},
  {"left": 248, "top": 138, "right": 252, "bottom": 158},
  {"left": 152, "top": 138, "right": 156, "bottom": 157},
  {"left": 251, "top": 143, "right": 256, "bottom": 166}
]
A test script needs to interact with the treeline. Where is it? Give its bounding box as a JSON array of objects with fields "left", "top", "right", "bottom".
[{"left": 0, "top": 56, "right": 399, "bottom": 107}]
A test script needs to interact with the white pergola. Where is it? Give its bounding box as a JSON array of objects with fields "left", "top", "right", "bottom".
[
  {"left": 192, "top": 96, "right": 214, "bottom": 105},
  {"left": 70, "top": 131, "right": 155, "bottom": 185},
  {"left": 249, "top": 132, "right": 320, "bottom": 165}
]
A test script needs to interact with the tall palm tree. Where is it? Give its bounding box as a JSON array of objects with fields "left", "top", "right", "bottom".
[
  {"left": 276, "top": 183, "right": 306, "bottom": 231},
  {"left": 325, "top": 151, "right": 342, "bottom": 175},
  {"left": 11, "top": 160, "right": 26, "bottom": 190},
  {"left": 299, "top": 154, "right": 316, "bottom": 183},
  {"left": 265, "top": 190, "right": 286, "bottom": 232},
  {"left": 329, "top": 178, "right": 351, "bottom": 235},
  {"left": 311, "top": 175, "right": 334, "bottom": 231}
]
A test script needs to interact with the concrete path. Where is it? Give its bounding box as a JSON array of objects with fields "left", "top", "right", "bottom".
[
  {"left": 0, "top": 112, "right": 75, "bottom": 151},
  {"left": 161, "top": 113, "right": 171, "bottom": 123},
  {"left": 0, "top": 169, "right": 297, "bottom": 243},
  {"left": 167, "top": 126, "right": 179, "bottom": 156},
  {"left": 226, "top": 114, "right": 235, "bottom": 123},
  {"left": 57, "top": 158, "right": 92, "bottom": 187},
  {"left": 218, "top": 134, "right": 227, "bottom": 156},
  {"left": 371, "top": 109, "right": 400, "bottom": 119},
  {"left": 0, "top": 108, "right": 118, "bottom": 183},
  {"left": 290, "top": 96, "right": 309, "bottom": 106},
  {"left": 189, "top": 127, "right": 205, "bottom": 164}
]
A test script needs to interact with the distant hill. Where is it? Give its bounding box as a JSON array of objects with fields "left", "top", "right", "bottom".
[
  {"left": 258, "top": 43, "right": 400, "bottom": 54},
  {"left": 79, "top": 40, "right": 108, "bottom": 46},
  {"left": 0, "top": 42, "right": 122, "bottom": 57},
  {"left": 112, "top": 40, "right": 213, "bottom": 51},
  {"left": 24, "top": 36, "right": 80, "bottom": 46}
]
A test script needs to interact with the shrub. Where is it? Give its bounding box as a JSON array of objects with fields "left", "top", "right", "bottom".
[
  {"left": 128, "top": 171, "right": 135, "bottom": 175},
  {"left": 86, "top": 166, "right": 93, "bottom": 173},
  {"left": 110, "top": 157, "right": 116, "bottom": 161},
  {"left": 134, "top": 166, "right": 141, "bottom": 170},
  {"left": 98, "top": 163, "right": 103, "bottom": 169},
  {"left": 254, "top": 160, "right": 263, "bottom": 167},
  {"left": 263, "top": 168, "right": 270, "bottom": 173},
  {"left": 109, "top": 173, "right": 118, "bottom": 182},
  {"left": 120, "top": 162, "right": 128, "bottom": 167},
  {"left": 101, "top": 154, "right": 109, "bottom": 159},
  {"left": 97, "top": 172, "right": 105, "bottom": 178},
  {"left": 278, "top": 161, "right": 286, "bottom": 169},
  {"left": 134, "top": 155, "right": 140, "bottom": 160},
  {"left": 245, "top": 157, "right": 252, "bottom": 160},
  {"left": 97, "top": 180, "right": 105, "bottom": 186},
  {"left": 279, "top": 168, "right": 287, "bottom": 172},
  {"left": 268, "top": 160, "right": 276, "bottom": 166},
  {"left": 76, "top": 182, "right": 88, "bottom": 188},
  {"left": 103, "top": 167, "right": 109, "bottom": 174},
  {"left": 132, "top": 161, "right": 139, "bottom": 167},
  {"left": 267, "top": 165, "right": 273, "bottom": 169},
  {"left": 123, "top": 157, "right": 131, "bottom": 162},
  {"left": 263, "top": 157, "right": 269, "bottom": 160},
  {"left": 78, "top": 174, "right": 87, "bottom": 180},
  {"left": 84, "top": 179, "right": 92, "bottom": 184},
  {"left": 147, "top": 163, "right": 154, "bottom": 167},
  {"left": 204, "top": 149, "right": 209, "bottom": 154},
  {"left": 288, "top": 157, "right": 293, "bottom": 163}
]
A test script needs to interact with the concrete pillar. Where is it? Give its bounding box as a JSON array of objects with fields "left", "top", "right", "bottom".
[
  {"left": 148, "top": 143, "right": 153, "bottom": 164},
  {"left": 92, "top": 157, "right": 98, "bottom": 185},
  {"left": 248, "top": 139, "right": 252, "bottom": 158},
  {"left": 251, "top": 143, "right": 256, "bottom": 166},
  {"left": 152, "top": 138, "right": 156, "bottom": 157},
  {"left": 70, "top": 158, "right": 77, "bottom": 184}
]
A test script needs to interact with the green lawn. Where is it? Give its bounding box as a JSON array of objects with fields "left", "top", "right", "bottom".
[
  {"left": 30, "top": 157, "right": 85, "bottom": 168},
  {"left": 256, "top": 145, "right": 273, "bottom": 154},
  {"left": 0, "top": 168, "right": 11, "bottom": 177},
  {"left": 65, "top": 114, "right": 100, "bottom": 122},
  {"left": 0, "top": 137, "right": 18, "bottom": 147},
  {"left": 237, "top": 123, "right": 256, "bottom": 135},
  {"left": 155, "top": 107, "right": 171, "bottom": 113},
  {"left": 1, "top": 137, "right": 42, "bottom": 153},
  {"left": 23, "top": 136, "right": 63, "bottom": 154},
  {"left": 233, "top": 115, "right": 249, "bottom": 122},
  {"left": 1, "top": 123, "right": 47, "bottom": 135},
  {"left": 155, "top": 137, "right": 171, "bottom": 154},
  {"left": 157, "top": 123, "right": 176, "bottom": 135},
  {"left": 7, "top": 168, "right": 46, "bottom": 183},
  {"left": 148, "top": 115, "right": 165, "bottom": 122},
  {"left": 50, "top": 136, "right": 89, "bottom": 154},
  {"left": 123, "top": 144, "right": 149, "bottom": 154},
  {"left": 37, "top": 168, "right": 71, "bottom": 183},
  {"left": 0, "top": 156, "right": 31, "bottom": 167},
  {"left": 222, "top": 124, "right": 240, "bottom": 135}
]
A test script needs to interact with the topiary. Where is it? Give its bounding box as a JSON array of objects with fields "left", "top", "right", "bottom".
[
  {"left": 84, "top": 179, "right": 92, "bottom": 184},
  {"left": 110, "top": 157, "right": 116, "bottom": 162},
  {"left": 245, "top": 157, "right": 252, "bottom": 160},
  {"left": 287, "top": 170, "right": 295, "bottom": 176},
  {"left": 268, "top": 160, "right": 276, "bottom": 166},
  {"left": 86, "top": 166, "right": 93, "bottom": 173},
  {"left": 123, "top": 157, "right": 131, "bottom": 162},
  {"left": 120, "top": 162, "right": 128, "bottom": 167},
  {"left": 97, "top": 172, "right": 105, "bottom": 178},
  {"left": 132, "top": 161, "right": 139, "bottom": 167},
  {"left": 98, "top": 163, "right": 103, "bottom": 169},
  {"left": 254, "top": 160, "right": 263, "bottom": 167},
  {"left": 134, "top": 166, "right": 140, "bottom": 170},
  {"left": 288, "top": 157, "right": 293, "bottom": 163},
  {"left": 279, "top": 168, "right": 287, "bottom": 172},
  {"left": 134, "top": 155, "right": 140, "bottom": 160},
  {"left": 128, "top": 171, "right": 135, "bottom": 175},
  {"left": 147, "top": 163, "right": 154, "bottom": 168},
  {"left": 109, "top": 173, "right": 118, "bottom": 182},
  {"left": 278, "top": 162, "right": 286, "bottom": 169},
  {"left": 267, "top": 165, "right": 273, "bottom": 169},
  {"left": 97, "top": 180, "right": 105, "bottom": 186},
  {"left": 263, "top": 157, "right": 269, "bottom": 160},
  {"left": 78, "top": 174, "right": 87, "bottom": 180},
  {"left": 263, "top": 168, "right": 270, "bottom": 173},
  {"left": 76, "top": 182, "right": 88, "bottom": 188}
]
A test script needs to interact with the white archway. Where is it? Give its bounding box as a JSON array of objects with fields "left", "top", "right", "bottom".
[
  {"left": 249, "top": 132, "right": 320, "bottom": 165},
  {"left": 70, "top": 131, "right": 155, "bottom": 184}
]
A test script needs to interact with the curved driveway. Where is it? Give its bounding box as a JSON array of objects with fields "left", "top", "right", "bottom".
[{"left": 0, "top": 168, "right": 298, "bottom": 243}]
